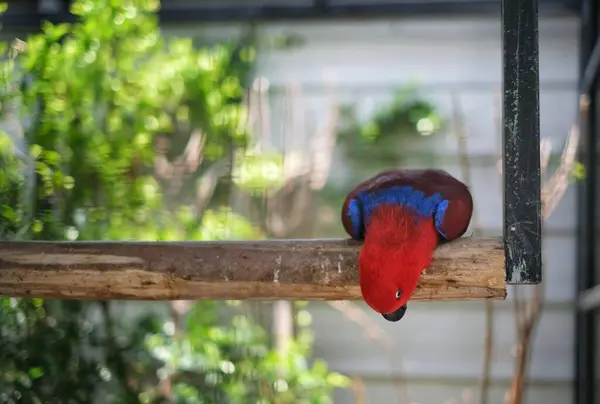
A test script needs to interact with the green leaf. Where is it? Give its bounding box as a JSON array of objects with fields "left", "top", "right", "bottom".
[
  {"left": 326, "top": 372, "right": 350, "bottom": 388},
  {"left": 28, "top": 367, "right": 45, "bottom": 380},
  {"left": 31, "top": 220, "right": 43, "bottom": 233},
  {"left": 29, "top": 144, "right": 43, "bottom": 159},
  {"left": 572, "top": 161, "right": 586, "bottom": 180},
  {"left": 41, "top": 21, "right": 71, "bottom": 43},
  {"left": 1, "top": 204, "right": 16, "bottom": 222},
  {"left": 63, "top": 175, "right": 75, "bottom": 190}
]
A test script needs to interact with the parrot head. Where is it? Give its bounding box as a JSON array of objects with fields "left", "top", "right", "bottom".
[{"left": 358, "top": 204, "right": 438, "bottom": 322}]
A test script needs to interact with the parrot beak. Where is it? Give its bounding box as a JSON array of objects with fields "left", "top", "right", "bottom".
[{"left": 382, "top": 304, "right": 407, "bottom": 322}]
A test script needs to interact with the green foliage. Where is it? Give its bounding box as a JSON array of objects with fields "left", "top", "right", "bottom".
[
  {"left": 0, "top": 132, "right": 26, "bottom": 239},
  {"left": 336, "top": 84, "right": 441, "bottom": 166},
  {"left": 0, "top": 298, "right": 104, "bottom": 402},
  {"left": 232, "top": 150, "right": 286, "bottom": 195},
  {"left": 14, "top": 0, "right": 255, "bottom": 241},
  {"left": 0, "top": 0, "right": 349, "bottom": 402},
  {"left": 139, "top": 302, "right": 347, "bottom": 404},
  {"left": 197, "top": 207, "right": 264, "bottom": 241}
]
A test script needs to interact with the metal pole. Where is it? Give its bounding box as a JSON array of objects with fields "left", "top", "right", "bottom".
[
  {"left": 575, "top": 0, "right": 597, "bottom": 401},
  {"left": 502, "top": 0, "right": 543, "bottom": 284}
]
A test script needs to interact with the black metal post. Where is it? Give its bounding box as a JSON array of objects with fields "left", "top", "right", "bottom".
[
  {"left": 575, "top": 0, "right": 597, "bottom": 401},
  {"left": 501, "top": 0, "right": 542, "bottom": 284},
  {"left": 579, "top": 42, "right": 600, "bottom": 96}
]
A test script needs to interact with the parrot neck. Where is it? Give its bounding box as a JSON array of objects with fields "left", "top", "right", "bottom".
[
  {"left": 366, "top": 204, "right": 438, "bottom": 248},
  {"left": 359, "top": 204, "right": 439, "bottom": 314},
  {"left": 363, "top": 203, "right": 439, "bottom": 282}
]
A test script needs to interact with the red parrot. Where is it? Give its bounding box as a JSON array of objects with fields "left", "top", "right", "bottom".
[{"left": 341, "top": 169, "right": 473, "bottom": 322}]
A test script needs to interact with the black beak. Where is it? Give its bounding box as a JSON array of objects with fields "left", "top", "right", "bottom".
[{"left": 382, "top": 304, "right": 408, "bottom": 322}]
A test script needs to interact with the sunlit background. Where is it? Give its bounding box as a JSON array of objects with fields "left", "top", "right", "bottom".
[{"left": 0, "top": 0, "right": 590, "bottom": 403}]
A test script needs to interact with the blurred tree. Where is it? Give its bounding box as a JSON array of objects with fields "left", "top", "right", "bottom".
[
  {"left": 336, "top": 84, "right": 442, "bottom": 170},
  {"left": 0, "top": 0, "right": 349, "bottom": 403}
]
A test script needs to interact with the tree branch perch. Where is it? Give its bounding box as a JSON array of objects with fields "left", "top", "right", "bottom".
[{"left": 0, "top": 237, "right": 506, "bottom": 301}]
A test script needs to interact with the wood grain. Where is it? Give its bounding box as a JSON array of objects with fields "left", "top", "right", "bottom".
[{"left": 0, "top": 237, "right": 506, "bottom": 301}]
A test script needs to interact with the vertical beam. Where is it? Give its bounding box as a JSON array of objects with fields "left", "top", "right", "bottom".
[
  {"left": 579, "top": 40, "right": 600, "bottom": 96},
  {"left": 502, "top": 0, "right": 542, "bottom": 284},
  {"left": 575, "top": 0, "right": 597, "bottom": 401},
  {"left": 575, "top": 96, "right": 596, "bottom": 404}
]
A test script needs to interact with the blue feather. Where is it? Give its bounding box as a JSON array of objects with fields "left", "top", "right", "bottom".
[{"left": 346, "top": 185, "right": 449, "bottom": 238}]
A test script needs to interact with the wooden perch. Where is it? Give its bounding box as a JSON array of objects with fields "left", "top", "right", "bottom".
[{"left": 0, "top": 237, "right": 506, "bottom": 301}]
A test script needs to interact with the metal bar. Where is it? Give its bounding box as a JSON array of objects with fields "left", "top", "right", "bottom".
[
  {"left": 502, "top": 0, "right": 542, "bottom": 284},
  {"left": 0, "top": 0, "right": 580, "bottom": 28},
  {"left": 575, "top": 99, "right": 597, "bottom": 404},
  {"left": 575, "top": 1, "right": 597, "bottom": 402},
  {"left": 580, "top": 40, "right": 600, "bottom": 95}
]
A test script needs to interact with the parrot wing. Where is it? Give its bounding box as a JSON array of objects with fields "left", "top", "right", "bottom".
[{"left": 341, "top": 169, "right": 473, "bottom": 241}]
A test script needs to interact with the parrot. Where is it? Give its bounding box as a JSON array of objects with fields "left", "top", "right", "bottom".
[{"left": 341, "top": 169, "right": 473, "bottom": 322}]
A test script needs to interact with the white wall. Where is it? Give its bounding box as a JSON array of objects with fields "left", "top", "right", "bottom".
[{"left": 166, "top": 15, "right": 581, "bottom": 404}]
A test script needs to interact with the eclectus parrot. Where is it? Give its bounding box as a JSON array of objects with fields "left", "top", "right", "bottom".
[{"left": 341, "top": 169, "right": 473, "bottom": 322}]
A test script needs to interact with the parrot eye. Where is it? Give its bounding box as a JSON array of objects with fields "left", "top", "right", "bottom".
[{"left": 395, "top": 290, "right": 402, "bottom": 300}]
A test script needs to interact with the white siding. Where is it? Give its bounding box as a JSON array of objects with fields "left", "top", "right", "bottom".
[
  {"left": 309, "top": 300, "right": 573, "bottom": 380},
  {"left": 334, "top": 381, "right": 572, "bottom": 404}
]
